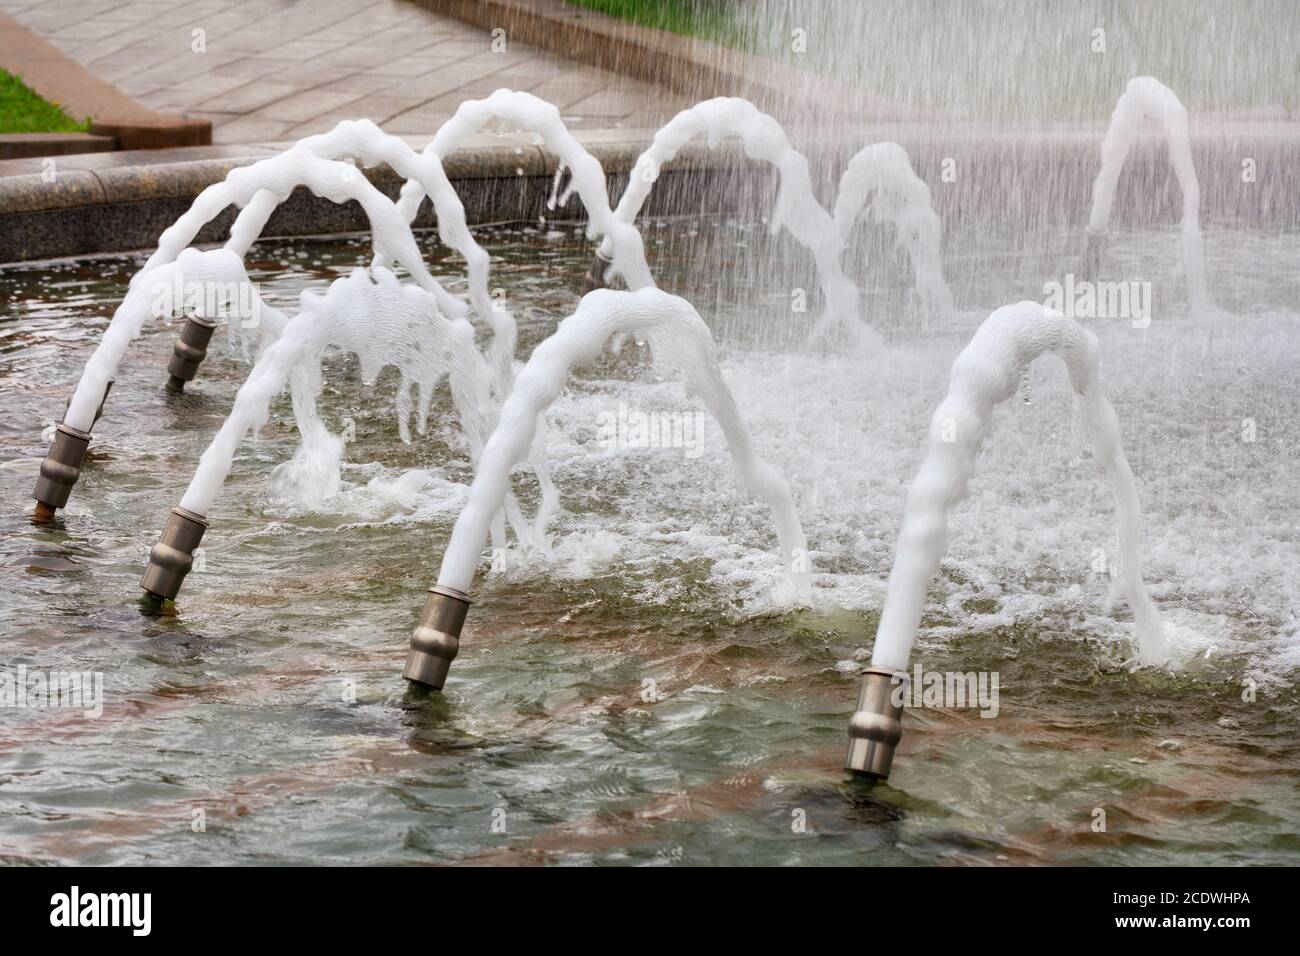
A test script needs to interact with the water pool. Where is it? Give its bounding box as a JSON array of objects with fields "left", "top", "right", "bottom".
[{"left": 1, "top": 219, "right": 1297, "bottom": 865}]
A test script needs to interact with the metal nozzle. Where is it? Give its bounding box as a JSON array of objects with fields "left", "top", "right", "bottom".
[
  {"left": 402, "top": 586, "right": 470, "bottom": 689},
  {"left": 140, "top": 506, "right": 208, "bottom": 601},
  {"left": 32, "top": 422, "right": 92, "bottom": 512},
  {"left": 166, "top": 315, "right": 218, "bottom": 391},
  {"left": 844, "top": 666, "right": 905, "bottom": 779}
]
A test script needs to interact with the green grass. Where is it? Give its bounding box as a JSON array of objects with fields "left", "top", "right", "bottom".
[
  {"left": 0, "top": 69, "right": 89, "bottom": 134},
  {"left": 564, "top": 0, "right": 739, "bottom": 44}
]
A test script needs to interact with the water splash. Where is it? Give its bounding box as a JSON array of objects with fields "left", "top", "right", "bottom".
[
  {"left": 1083, "top": 76, "right": 1211, "bottom": 314},
  {"left": 870, "top": 300, "right": 1166, "bottom": 672},
  {"left": 436, "top": 287, "right": 810, "bottom": 602}
]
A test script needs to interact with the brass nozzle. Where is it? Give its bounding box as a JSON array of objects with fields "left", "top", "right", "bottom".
[
  {"left": 844, "top": 666, "right": 905, "bottom": 780},
  {"left": 32, "top": 422, "right": 92, "bottom": 512},
  {"left": 403, "top": 586, "right": 470, "bottom": 689},
  {"left": 33, "top": 380, "right": 114, "bottom": 520},
  {"left": 166, "top": 315, "right": 218, "bottom": 391},
  {"left": 140, "top": 506, "right": 208, "bottom": 601}
]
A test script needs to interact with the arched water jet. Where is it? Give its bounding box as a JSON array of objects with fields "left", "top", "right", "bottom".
[
  {"left": 33, "top": 144, "right": 471, "bottom": 520},
  {"left": 393, "top": 89, "right": 654, "bottom": 292},
  {"left": 32, "top": 247, "right": 282, "bottom": 518},
  {"left": 139, "top": 267, "right": 528, "bottom": 602},
  {"left": 833, "top": 141, "right": 954, "bottom": 325},
  {"left": 226, "top": 119, "right": 519, "bottom": 395},
  {"left": 845, "top": 301, "right": 1167, "bottom": 779},
  {"left": 600, "top": 97, "right": 869, "bottom": 345},
  {"left": 402, "top": 287, "right": 810, "bottom": 690},
  {"left": 1082, "top": 77, "right": 1211, "bottom": 314}
]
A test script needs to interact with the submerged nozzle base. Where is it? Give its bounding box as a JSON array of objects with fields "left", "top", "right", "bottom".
[
  {"left": 140, "top": 506, "right": 208, "bottom": 601},
  {"left": 166, "top": 314, "right": 219, "bottom": 390},
  {"left": 403, "top": 586, "right": 470, "bottom": 690},
  {"left": 845, "top": 666, "right": 905, "bottom": 780},
  {"left": 32, "top": 423, "right": 92, "bottom": 514}
]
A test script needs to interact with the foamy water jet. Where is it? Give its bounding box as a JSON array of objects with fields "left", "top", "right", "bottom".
[
  {"left": 846, "top": 300, "right": 1167, "bottom": 778},
  {"left": 140, "top": 267, "right": 540, "bottom": 602},
  {"left": 395, "top": 89, "right": 654, "bottom": 292},
  {"left": 36, "top": 117, "right": 534, "bottom": 520},
  {"left": 1083, "top": 77, "right": 1211, "bottom": 314},
  {"left": 603, "top": 98, "right": 954, "bottom": 344},
  {"left": 402, "top": 288, "right": 810, "bottom": 690}
]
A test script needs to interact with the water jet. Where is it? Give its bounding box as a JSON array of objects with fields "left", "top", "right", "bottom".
[
  {"left": 1083, "top": 77, "right": 1211, "bottom": 313},
  {"left": 845, "top": 300, "right": 1166, "bottom": 779},
  {"left": 406, "top": 286, "right": 809, "bottom": 689}
]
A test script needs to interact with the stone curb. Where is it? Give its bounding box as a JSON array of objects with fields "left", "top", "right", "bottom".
[
  {"left": 0, "top": 132, "right": 761, "bottom": 263},
  {"left": 0, "top": 132, "right": 117, "bottom": 161},
  {"left": 1, "top": 124, "right": 1297, "bottom": 264}
]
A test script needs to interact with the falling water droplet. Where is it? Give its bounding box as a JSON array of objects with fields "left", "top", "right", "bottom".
[{"left": 1018, "top": 366, "right": 1033, "bottom": 405}]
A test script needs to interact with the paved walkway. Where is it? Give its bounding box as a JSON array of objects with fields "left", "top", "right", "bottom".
[{"left": 1, "top": 0, "right": 691, "bottom": 143}]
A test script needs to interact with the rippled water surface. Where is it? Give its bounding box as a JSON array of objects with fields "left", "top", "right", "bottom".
[{"left": 1, "top": 219, "right": 1297, "bottom": 865}]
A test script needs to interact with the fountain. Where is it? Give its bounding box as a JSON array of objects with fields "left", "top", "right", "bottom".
[
  {"left": 1082, "top": 76, "right": 1211, "bottom": 314},
  {"left": 30, "top": 116, "right": 519, "bottom": 522},
  {"left": 133, "top": 117, "right": 608, "bottom": 600},
  {"left": 140, "top": 265, "right": 507, "bottom": 601},
  {"left": 833, "top": 141, "right": 954, "bottom": 325},
  {"left": 844, "top": 300, "right": 1167, "bottom": 778},
  {"left": 403, "top": 287, "right": 810, "bottom": 689},
  {"left": 396, "top": 89, "right": 654, "bottom": 293},
  {"left": 26, "top": 85, "right": 1188, "bottom": 787},
  {"left": 597, "top": 97, "right": 953, "bottom": 341}
]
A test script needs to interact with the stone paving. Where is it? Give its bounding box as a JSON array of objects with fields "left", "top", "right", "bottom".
[{"left": 1, "top": 0, "right": 693, "bottom": 143}]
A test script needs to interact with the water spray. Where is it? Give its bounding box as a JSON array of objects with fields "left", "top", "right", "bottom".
[{"left": 845, "top": 301, "right": 1166, "bottom": 779}]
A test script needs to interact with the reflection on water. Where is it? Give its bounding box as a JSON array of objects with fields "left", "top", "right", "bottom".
[{"left": 0, "top": 220, "right": 1297, "bottom": 865}]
